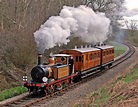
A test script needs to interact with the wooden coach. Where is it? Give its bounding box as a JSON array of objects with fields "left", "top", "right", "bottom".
[
  {"left": 61, "top": 47, "right": 101, "bottom": 73},
  {"left": 96, "top": 45, "right": 114, "bottom": 67}
]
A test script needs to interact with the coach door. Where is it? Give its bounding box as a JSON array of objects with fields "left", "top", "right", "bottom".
[
  {"left": 75, "top": 55, "right": 82, "bottom": 71},
  {"left": 82, "top": 54, "right": 88, "bottom": 70}
]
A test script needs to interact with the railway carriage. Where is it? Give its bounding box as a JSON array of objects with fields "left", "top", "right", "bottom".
[
  {"left": 61, "top": 47, "right": 101, "bottom": 73},
  {"left": 96, "top": 45, "right": 114, "bottom": 67}
]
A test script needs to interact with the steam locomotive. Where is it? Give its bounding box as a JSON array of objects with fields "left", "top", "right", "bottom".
[{"left": 23, "top": 45, "right": 114, "bottom": 94}]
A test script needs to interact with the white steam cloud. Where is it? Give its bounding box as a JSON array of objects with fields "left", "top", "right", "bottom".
[{"left": 34, "top": 5, "right": 110, "bottom": 54}]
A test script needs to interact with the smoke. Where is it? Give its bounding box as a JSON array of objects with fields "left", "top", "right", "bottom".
[
  {"left": 34, "top": 5, "right": 110, "bottom": 54},
  {"left": 115, "top": 29, "right": 126, "bottom": 43}
]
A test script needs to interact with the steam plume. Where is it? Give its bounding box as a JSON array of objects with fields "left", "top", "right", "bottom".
[{"left": 34, "top": 5, "right": 110, "bottom": 54}]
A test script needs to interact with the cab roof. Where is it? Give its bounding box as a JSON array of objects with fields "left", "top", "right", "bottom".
[{"left": 52, "top": 54, "right": 71, "bottom": 57}]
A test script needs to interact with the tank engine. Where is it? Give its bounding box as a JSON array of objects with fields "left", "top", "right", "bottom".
[{"left": 24, "top": 54, "right": 77, "bottom": 94}]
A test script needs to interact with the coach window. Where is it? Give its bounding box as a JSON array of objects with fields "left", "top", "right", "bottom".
[
  {"left": 82, "top": 55, "right": 84, "bottom": 62},
  {"left": 76, "top": 56, "right": 78, "bottom": 62},
  {"left": 92, "top": 53, "right": 94, "bottom": 59},
  {"left": 109, "top": 50, "right": 111, "bottom": 54},
  {"left": 86, "top": 54, "right": 88, "bottom": 60},
  {"left": 112, "top": 49, "right": 114, "bottom": 53},
  {"left": 96, "top": 52, "right": 98, "bottom": 57},
  {"left": 95, "top": 53, "right": 97, "bottom": 58},
  {"left": 90, "top": 54, "right": 92, "bottom": 60},
  {"left": 106, "top": 50, "right": 107, "bottom": 55},
  {"left": 79, "top": 56, "right": 81, "bottom": 62},
  {"left": 97, "top": 52, "right": 99, "bottom": 58},
  {"left": 103, "top": 51, "right": 105, "bottom": 56}
]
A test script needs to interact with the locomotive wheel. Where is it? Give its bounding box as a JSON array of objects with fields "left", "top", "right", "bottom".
[
  {"left": 108, "top": 63, "right": 112, "bottom": 68},
  {"left": 55, "top": 83, "right": 62, "bottom": 91},
  {"left": 47, "top": 85, "right": 54, "bottom": 94},
  {"left": 32, "top": 88, "right": 38, "bottom": 95},
  {"left": 62, "top": 82, "right": 68, "bottom": 88}
]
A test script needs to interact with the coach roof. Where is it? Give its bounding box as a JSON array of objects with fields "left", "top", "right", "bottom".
[
  {"left": 69, "top": 47, "right": 100, "bottom": 53},
  {"left": 96, "top": 45, "right": 114, "bottom": 49}
]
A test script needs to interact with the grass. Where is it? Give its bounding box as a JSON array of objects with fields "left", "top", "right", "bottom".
[
  {"left": 73, "top": 64, "right": 138, "bottom": 107},
  {"left": 119, "top": 65, "right": 138, "bottom": 83},
  {"left": 0, "top": 86, "right": 28, "bottom": 101},
  {"left": 91, "top": 64, "right": 138, "bottom": 106},
  {"left": 90, "top": 88, "right": 111, "bottom": 107},
  {"left": 110, "top": 41, "right": 127, "bottom": 58}
]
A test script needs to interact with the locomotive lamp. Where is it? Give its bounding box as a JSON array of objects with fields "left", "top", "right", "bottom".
[
  {"left": 23, "top": 75, "right": 27, "bottom": 81},
  {"left": 42, "top": 77, "right": 48, "bottom": 82}
]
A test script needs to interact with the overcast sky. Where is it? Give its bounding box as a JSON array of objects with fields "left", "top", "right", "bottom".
[{"left": 124, "top": 0, "right": 138, "bottom": 20}]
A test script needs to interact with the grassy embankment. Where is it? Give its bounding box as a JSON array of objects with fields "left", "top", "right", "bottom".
[
  {"left": 110, "top": 41, "right": 127, "bottom": 58},
  {"left": 73, "top": 64, "right": 138, "bottom": 107},
  {"left": 0, "top": 42, "right": 127, "bottom": 102},
  {"left": 0, "top": 86, "right": 27, "bottom": 102}
]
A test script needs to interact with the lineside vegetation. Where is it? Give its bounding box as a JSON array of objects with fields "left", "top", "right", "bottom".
[
  {"left": 0, "top": 86, "right": 27, "bottom": 101},
  {"left": 73, "top": 64, "right": 138, "bottom": 107}
]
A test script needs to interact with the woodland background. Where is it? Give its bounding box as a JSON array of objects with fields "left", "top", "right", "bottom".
[{"left": 0, "top": 0, "right": 129, "bottom": 90}]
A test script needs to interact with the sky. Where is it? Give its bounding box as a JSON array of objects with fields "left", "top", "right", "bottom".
[{"left": 124, "top": 0, "right": 138, "bottom": 20}]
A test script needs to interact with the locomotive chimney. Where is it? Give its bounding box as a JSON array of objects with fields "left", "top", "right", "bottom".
[{"left": 38, "top": 54, "right": 42, "bottom": 65}]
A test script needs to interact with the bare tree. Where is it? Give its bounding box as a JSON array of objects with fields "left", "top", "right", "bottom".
[
  {"left": 0, "top": 0, "right": 84, "bottom": 70},
  {"left": 125, "top": 19, "right": 138, "bottom": 36},
  {"left": 83, "top": 0, "right": 125, "bottom": 30},
  {"left": 85, "top": 0, "right": 114, "bottom": 12}
]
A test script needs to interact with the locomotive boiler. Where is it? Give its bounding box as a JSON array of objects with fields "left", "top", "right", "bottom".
[{"left": 31, "top": 54, "right": 53, "bottom": 83}]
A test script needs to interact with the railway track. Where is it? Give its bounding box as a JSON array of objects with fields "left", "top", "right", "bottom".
[{"left": 0, "top": 42, "right": 135, "bottom": 107}]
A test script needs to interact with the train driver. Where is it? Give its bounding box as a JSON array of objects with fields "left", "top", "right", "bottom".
[{"left": 69, "top": 56, "right": 74, "bottom": 75}]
